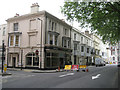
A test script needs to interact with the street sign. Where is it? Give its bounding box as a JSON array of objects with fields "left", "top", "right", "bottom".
[
  {"left": 4, "top": 64, "right": 7, "bottom": 73},
  {"left": 35, "top": 50, "right": 39, "bottom": 56}
]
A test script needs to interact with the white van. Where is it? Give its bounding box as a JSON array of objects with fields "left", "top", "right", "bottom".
[{"left": 95, "top": 58, "right": 105, "bottom": 67}]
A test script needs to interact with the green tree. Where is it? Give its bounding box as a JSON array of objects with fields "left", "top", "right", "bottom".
[{"left": 61, "top": 2, "right": 120, "bottom": 44}]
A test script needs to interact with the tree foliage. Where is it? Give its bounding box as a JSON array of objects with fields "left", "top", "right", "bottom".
[{"left": 61, "top": 2, "right": 120, "bottom": 44}]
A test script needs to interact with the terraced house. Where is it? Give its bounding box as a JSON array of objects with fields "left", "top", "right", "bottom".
[
  {"left": 5, "top": 3, "right": 72, "bottom": 69},
  {"left": 71, "top": 28, "right": 94, "bottom": 66}
]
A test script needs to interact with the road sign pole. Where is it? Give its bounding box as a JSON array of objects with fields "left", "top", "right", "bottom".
[{"left": 1, "top": 41, "right": 5, "bottom": 73}]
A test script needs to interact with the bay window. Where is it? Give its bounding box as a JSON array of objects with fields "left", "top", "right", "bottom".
[{"left": 9, "top": 35, "right": 20, "bottom": 47}]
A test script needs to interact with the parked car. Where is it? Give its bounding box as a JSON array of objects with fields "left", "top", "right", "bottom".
[{"left": 117, "top": 62, "right": 120, "bottom": 67}]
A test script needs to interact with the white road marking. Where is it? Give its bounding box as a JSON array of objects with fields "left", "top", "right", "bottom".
[
  {"left": 59, "top": 73, "right": 74, "bottom": 78},
  {"left": 2, "top": 76, "right": 12, "bottom": 79},
  {"left": 92, "top": 74, "right": 101, "bottom": 80}
]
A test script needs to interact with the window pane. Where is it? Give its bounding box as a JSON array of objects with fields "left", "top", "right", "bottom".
[
  {"left": 47, "top": 58, "right": 51, "bottom": 67},
  {"left": 52, "top": 22, "right": 54, "bottom": 31},
  {"left": 26, "top": 57, "right": 32, "bottom": 65},
  {"left": 15, "top": 35, "right": 19, "bottom": 46},
  {"left": 55, "top": 36, "right": 58, "bottom": 45},
  {"left": 81, "top": 46, "right": 84, "bottom": 52},
  {"left": 52, "top": 58, "right": 58, "bottom": 67},
  {"left": 87, "top": 48, "right": 89, "bottom": 53},
  {"left": 49, "top": 20, "right": 51, "bottom": 31},
  {"left": 10, "top": 35, "right": 14, "bottom": 46},
  {"left": 14, "top": 23, "right": 18, "bottom": 31}
]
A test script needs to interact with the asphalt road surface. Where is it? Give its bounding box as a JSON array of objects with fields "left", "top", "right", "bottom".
[{"left": 2, "top": 64, "right": 119, "bottom": 88}]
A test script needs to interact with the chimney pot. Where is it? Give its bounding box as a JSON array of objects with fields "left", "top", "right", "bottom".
[{"left": 31, "top": 3, "right": 39, "bottom": 14}]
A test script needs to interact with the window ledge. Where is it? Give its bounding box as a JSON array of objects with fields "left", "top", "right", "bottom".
[{"left": 27, "top": 30, "right": 38, "bottom": 36}]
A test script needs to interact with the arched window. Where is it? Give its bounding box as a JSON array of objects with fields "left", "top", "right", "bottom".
[{"left": 26, "top": 52, "right": 39, "bottom": 66}]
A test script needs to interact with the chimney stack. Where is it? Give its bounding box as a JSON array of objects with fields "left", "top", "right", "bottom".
[{"left": 31, "top": 3, "right": 39, "bottom": 14}]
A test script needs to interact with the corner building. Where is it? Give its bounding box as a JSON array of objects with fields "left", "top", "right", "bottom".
[{"left": 6, "top": 4, "right": 72, "bottom": 69}]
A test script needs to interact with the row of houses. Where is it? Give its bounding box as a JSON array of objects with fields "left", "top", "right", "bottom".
[{"left": 0, "top": 3, "right": 112, "bottom": 69}]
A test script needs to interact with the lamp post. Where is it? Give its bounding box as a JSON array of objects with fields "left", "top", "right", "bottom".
[
  {"left": 118, "top": 41, "right": 120, "bottom": 62},
  {"left": 21, "top": 49, "right": 23, "bottom": 70},
  {"left": 38, "top": 18, "right": 42, "bottom": 69},
  {"left": 1, "top": 40, "right": 5, "bottom": 73}
]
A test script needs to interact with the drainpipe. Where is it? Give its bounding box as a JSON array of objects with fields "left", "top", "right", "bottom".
[{"left": 38, "top": 18, "right": 43, "bottom": 69}]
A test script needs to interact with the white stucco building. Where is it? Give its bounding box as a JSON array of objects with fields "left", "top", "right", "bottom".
[
  {"left": 5, "top": 3, "right": 72, "bottom": 69},
  {"left": 71, "top": 28, "right": 93, "bottom": 65}
]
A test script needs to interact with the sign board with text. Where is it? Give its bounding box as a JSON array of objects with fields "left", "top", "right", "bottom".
[
  {"left": 79, "top": 65, "right": 87, "bottom": 69},
  {"left": 71, "top": 65, "right": 79, "bottom": 70},
  {"left": 64, "top": 65, "right": 71, "bottom": 70}
]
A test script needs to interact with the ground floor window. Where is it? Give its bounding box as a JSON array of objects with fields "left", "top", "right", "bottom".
[
  {"left": 52, "top": 58, "right": 58, "bottom": 67},
  {"left": 26, "top": 57, "right": 32, "bottom": 65},
  {"left": 26, "top": 53, "right": 39, "bottom": 66}
]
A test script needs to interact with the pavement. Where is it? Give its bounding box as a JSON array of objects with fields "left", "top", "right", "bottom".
[{"left": 3, "top": 65, "right": 96, "bottom": 73}]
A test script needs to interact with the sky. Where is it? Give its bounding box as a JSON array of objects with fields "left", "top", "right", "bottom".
[{"left": 0, "top": 0, "right": 87, "bottom": 31}]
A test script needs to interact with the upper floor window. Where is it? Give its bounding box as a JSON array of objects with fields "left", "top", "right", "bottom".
[
  {"left": 87, "top": 40, "right": 88, "bottom": 45},
  {"left": 87, "top": 48, "right": 89, "bottom": 53},
  {"left": 10, "top": 35, "right": 14, "bottom": 46},
  {"left": 74, "top": 33, "right": 76, "bottom": 40},
  {"left": 52, "top": 22, "right": 54, "bottom": 31},
  {"left": 15, "top": 35, "right": 19, "bottom": 46},
  {"left": 64, "top": 28, "right": 67, "bottom": 35},
  {"left": 49, "top": 20, "right": 51, "bottom": 31},
  {"left": 55, "top": 23, "right": 57, "bottom": 31},
  {"left": 9, "top": 35, "right": 20, "bottom": 47},
  {"left": 102, "top": 52, "right": 104, "bottom": 56},
  {"left": 81, "top": 37, "right": 83, "bottom": 43},
  {"left": 81, "top": 46, "right": 84, "bottom": 52},
  {"left": 2, "top": 27, "right": 6, "bottom": 36},
  {"left": 64, "top": 40, "right": 67, "bottom": 47},
  {"left": 3, "top": 30, "right": 5, "bottom": 36},
  {"left": 74, "top": 44, "right": 77, "bottom": 50},
  {"left": 14, "top": 23, "right": 18, "bottom": 31},
  {"left": 68, "top": 40, "right": 70, "bottom": 48},
  {"left": 55, "top": 35, "right": 58, "bottom": 45}
]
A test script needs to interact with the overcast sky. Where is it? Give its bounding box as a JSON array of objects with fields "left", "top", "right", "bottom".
[{"left": 0, "top": 0, "right": 87, "bottom": 31}]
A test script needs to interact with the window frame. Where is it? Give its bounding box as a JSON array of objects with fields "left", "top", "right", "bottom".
[{"left": 14, "top": 23, "right": 18, "bottom": 31}]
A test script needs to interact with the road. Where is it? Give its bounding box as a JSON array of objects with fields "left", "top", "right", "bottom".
[{"left": 2, "top": 64, "right": 119, "bottom": 88}]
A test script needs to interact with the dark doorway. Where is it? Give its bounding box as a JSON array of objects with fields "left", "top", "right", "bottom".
[
  {"left": 60, "top": 58, "right": 64, "bottom": 68},
  {"left": 13, "top": 57, "right": 16, "bottom": 68}
]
